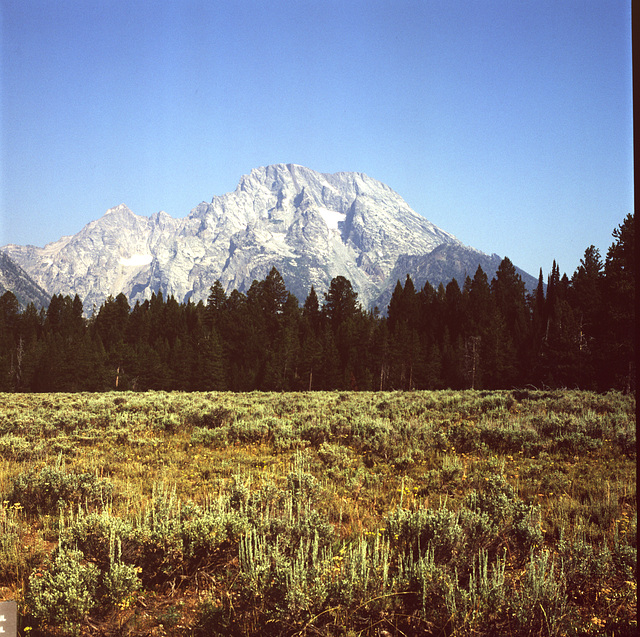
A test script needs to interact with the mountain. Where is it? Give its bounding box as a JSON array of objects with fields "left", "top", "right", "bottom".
[
  {"left": 2, "top": 164, "right": 537, "bottom": 312},
  {"left": 373, "top": 243, "right": 538, "bottom": 310},
  {"left": 0, "top": 250, "right": 50, "bottom": 309}
]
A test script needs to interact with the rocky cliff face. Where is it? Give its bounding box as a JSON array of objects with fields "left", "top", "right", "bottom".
[
  {"left": 2, "top": 164, "right": 534, "bottom": 312},
  {"left": 0, "top": 251, "right": 50, "bottom": 309}
]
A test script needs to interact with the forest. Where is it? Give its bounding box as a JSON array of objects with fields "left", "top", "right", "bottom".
[{"left": 0, "top": 213, "right": 634, "bottom": 393}]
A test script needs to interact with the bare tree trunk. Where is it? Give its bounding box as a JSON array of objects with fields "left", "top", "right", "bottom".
[
  {"left": 15, "top": 337, "right": 24, "bottom": 388},
  {"left": 465, "top": 336, "right": 481, "bottom": 390}
]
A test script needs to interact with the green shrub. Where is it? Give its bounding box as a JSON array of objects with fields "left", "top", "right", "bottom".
[
  {"left": 458, "top": 507, "right": 497, "bottom": 552},
  {"left": 298, "top": 417, "right": 331, "bottom": 445},
  {"left": 446, "top": 547, "right": 508, "bottom": 634},
  {"left": 154, "top": 412, "right": 182, "bottom": 432},
  {"left": 614, "top": 421, "right": 637, "bottom": 457},
  {"left": 191, "top": 425, "right": 229, "bottom": 447},
  {"left": 0, "top": 501, "right": 22, "bottom": 582},
  {"left": 558, "top": 534, "right": 614, "bottom": 605},
  {"left": 180, "top": 504, "right": 250, "bottom": 557},
  {"left": 61, "top": 510, "right": 138, "bottom": 569},
  {"left": 268, "top": 417, "right": 299, "bottom": 450},
  {"left": 463, "top": 474, "right": 542, "bottom": 556},
  {"left": 10, "top": 465, "right": 114, "bottom": 514},
  {"left": 227, "top": 418, "right": 269, "bottom": 444},
  {"left": 449, "top": 419, "right": 482, "bottom": 452},
  {"left": 510, "top": 500, "right": 543, "bottom": 553},
  {"left": 199, "top": 407, "right": 234, "bottom": 428},
  {"left": 62, "top": 488, "right": 250, "bottom": 588},
  {"left": 27, "top": 547, "right": 99, "bottom": 635},
  {"left": 352, "top": 416, "right": 392, "bottom": 456},
  {"left": 193, "top": 598, "right": 232, "bottom": 636},
  {"left": 511, "top": 550, "right": 567, "bottom": 635},
  {"left": 93, "top": 527, "right": 141, "bottom": 608},
  {"left": 0, "top": 434, "right": 34, "bottom": 459},
  {"left": 440, "top": 453, "right": 465, "bottom": 482},
  {"left": 386, "top": 506, "right": 465, "bottom": 564},
  {"left": 555, "top": 431, "right": 602, "bottom": 455},
  {"left": 394, "top": 544, "right": 451, "bottom": 623},
  {"left": 317, "top": 441, "right": 352, "bottom": 469},
  {"left": 464, "top": 475, "right": 518, "bottom": 524},
  {"left": 478, "top": 421, "right": 541, "bottom": 454}
]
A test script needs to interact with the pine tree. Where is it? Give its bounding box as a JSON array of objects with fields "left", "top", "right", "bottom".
[
  {"left": 324, "top": 276, "right": 360, "bottom": 330},
  {"left": 303, "top": 285, "right": 321, "bottom": 323},
  {"left": 445, "top": 279, "right": 464, "bottom": 342},
  {"left": 94, "top": 294, "right": 130, "bottom": 350},
  {"left": 207, "top": 280, "right": 227, "bottom": 318},
  {"left": 261, "top": 267, "right": 289, "bottom": 322},
  {"left": 462, "top": 267, "right": 494, "bottom": 388},
  {"left": 539, "top": 263, "right": 579, "bottom": 387},
  {"left": 570, "top": 246, "right": 604, "bottom": 388},
  {"left": 0, "top": 292, "right": 20, "bottom": 389},
  {"left": 387, "top": 280, "right": 405, "bottom": 333},
  {"left": 323, "top": 276, "right": 365, "bottom": 386},
  {"left": 531, "top": 269, "right": 546, "bottom": 340},
  {"left": 195, "top": 328, "right": 227, "bottom": 390},
  {"left": 492, "top": 257, "right": 527, "bottom": 340},
  {"left": 386, "top": 275, "right": 421, "bottom": 389},
  {"left": 602, "top": 213, "right": 635, "bottom": 391},
  {"left": 491, "top": 257, "right": 529, "bottom": 385},
  {"left": 417, "top": 280, "right": 437, "bottom": 339}
]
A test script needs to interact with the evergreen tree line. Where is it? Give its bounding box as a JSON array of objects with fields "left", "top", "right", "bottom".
[{"left": 0, "top": 214, "right": 634, "bottom": 393}]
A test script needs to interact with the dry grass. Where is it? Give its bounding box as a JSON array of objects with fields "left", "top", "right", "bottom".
[{"left": 0, "top": 389, "right": 635, "bottom": 636}]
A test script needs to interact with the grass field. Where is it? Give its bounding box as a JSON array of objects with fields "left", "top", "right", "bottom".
[{"left": 0, "top": 389, "right": 636, "bottom": 636}]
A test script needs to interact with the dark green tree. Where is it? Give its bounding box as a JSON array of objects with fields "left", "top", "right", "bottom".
[
  {"left": 387, "top": 280, "right": 405, "bottom": 334},
  {"left": 300, "top": 287, "right": 324, "bottom": 389},
  {"left": 491, "top": 257, "right": 529, "bottom": 385},
  {"left": 570, "top": 246, "right": 604, "bottom": 388},
  {"left": 207, "top": 280, "right": 227, "bottom": 312},
  {"left": 602, "top": 213, "right": 635, "bottom": 391},
  {"left": 323, "top": 276, "right": 365, "bottom": 387},
  {"left": 93, "top": 294, "right": 130, "bottom": 350},
  {"left": 324, "top": 276, "right": 360, "bottom": 331},
  {"left": 539, "top": 263, "right": 579, "bottom": 387},
  {"left": 387, "top": 276, "right": 421, "bottom": 388},
  {"left": 261, "top": 267, "right": 289, "bottom": 322},
  {"left": 0, "top": 292, "right": 20, "bottom": 389}
]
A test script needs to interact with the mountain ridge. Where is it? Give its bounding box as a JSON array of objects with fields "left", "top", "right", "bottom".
[
  {"left": 0, "top": 250, "right": 50, "bottom": 308},
  {"left": 2, "top": 164, "right": 537, "bottom": 311}
]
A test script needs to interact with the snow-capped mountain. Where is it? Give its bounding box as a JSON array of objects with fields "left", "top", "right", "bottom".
[{"left": 2, "top": 164, "right": 535, "bottom": 311}]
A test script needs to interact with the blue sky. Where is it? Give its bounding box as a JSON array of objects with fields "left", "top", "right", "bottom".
[{"left": 0, "top": 0, "right": 633, "bottom": 280}]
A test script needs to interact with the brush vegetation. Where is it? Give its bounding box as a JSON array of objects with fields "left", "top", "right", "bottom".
[{"left": 0, "top": 389, "right": 636, "bottom": 636}]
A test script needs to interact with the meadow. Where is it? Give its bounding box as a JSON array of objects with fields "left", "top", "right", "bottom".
[{"left": 0, "top": 389, "right": 636, "bottom": 636}]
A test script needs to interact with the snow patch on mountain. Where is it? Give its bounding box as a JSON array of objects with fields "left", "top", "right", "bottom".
[
  {"left": 318, "top": 208, "right": 346, "bottom": 230},
  {"left": 119, "top": 254, "right": 153, "bottom": 267}
]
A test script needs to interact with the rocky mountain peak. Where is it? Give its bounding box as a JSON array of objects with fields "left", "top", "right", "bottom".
[{"left": 105, "top": 203, "right": 133, "bottom": 215}]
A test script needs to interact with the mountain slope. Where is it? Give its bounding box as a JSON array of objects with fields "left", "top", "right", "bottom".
[
  {"left": 374, "top": 244, "right": 539, "bottom": 311},
  {"left": 0, "top": 250, "right": 50, "bottom": 309},
  {"left": 2, "top": 164, "right": 535, "bottom": 311}
]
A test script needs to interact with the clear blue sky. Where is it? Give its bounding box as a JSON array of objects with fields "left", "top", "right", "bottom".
[{"left": 0, "top": 0, "right": 633, "bottom": 280}]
